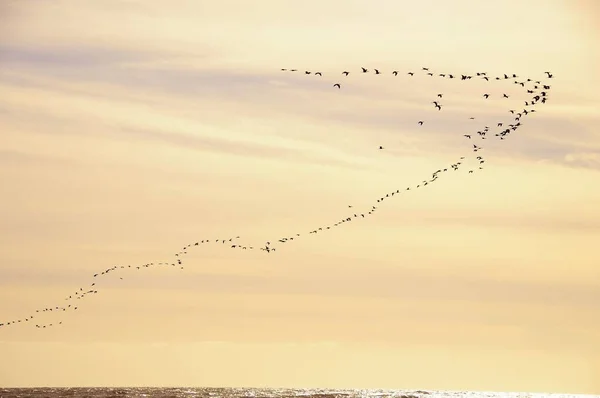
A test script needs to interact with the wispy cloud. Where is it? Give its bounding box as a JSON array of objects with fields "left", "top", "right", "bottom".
[
  {"left": 486, "top": 129, "right": 600, "bottom": 171},
  {"left": 0, "top": 149, "right": 80, "bottom": 167},
  {"left": 3, "top": 42, "right": 593, "bottom": 160},
  {"left": 564, "top": 151, "right": 600, "bottom": 169},
  {"left": 0, "top": 43, "right": 169, "bottom": 68},
  {"left": 2, "top": 264, "right": 599, "bottom": 313}
]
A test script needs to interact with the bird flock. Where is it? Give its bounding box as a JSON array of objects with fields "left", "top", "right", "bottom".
[{"left": 0, "top": 66, "right": 553, "bottom": 330}]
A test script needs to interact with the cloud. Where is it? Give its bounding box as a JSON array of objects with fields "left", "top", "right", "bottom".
[
  {"left": 2, "top": 263, "right": 599, "bottom": 313},
  {"left": 506, "top": 143, "right": 600, "bottom": 172},
  {"left": 0, "top": 43, "right": 167, "bottom": 68},
  {"left": 2, "top": 43, "right": 580, "bottom": 163},
  {"left": 486, "top": 134, "right": 600, "bottom": 170},
  {"left": 0, "top": 149, "right": 80, "bottom": 167},
  {"left": 115, "top": 125, "right": 374, "bottom": 171},
  {"left": 0, "top": 91, "right": 376, "bottom": 172},
  {"left": 2, "top": 42, "right": 598, "bottom": 181},
  {"left": 564, "top": 151, "right": 600, "bottom": 168},
  {"left": 3, "top": 55, "right": 594, "bottom": 177},
  {"left": 1, "top": 37, "right": 597, "bottom": 189},
  {"left": 0, "top": 43, "right": 341, "bottom": 110}
]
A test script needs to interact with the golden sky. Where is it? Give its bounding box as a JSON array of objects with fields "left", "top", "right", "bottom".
[{"left": 1, "top": 0, "right": 599, "bottom": 393}]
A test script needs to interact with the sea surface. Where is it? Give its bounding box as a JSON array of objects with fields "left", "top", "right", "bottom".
[{"left": 0, "top": 388, "right": 595, "bottom": 398}]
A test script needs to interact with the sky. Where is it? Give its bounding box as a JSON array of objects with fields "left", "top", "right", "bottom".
[{"left": 1, "top": 0, "right": 600, "bottom": 393}]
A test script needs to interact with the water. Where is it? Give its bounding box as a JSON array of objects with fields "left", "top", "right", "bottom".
[{"left": 0, "top": 388, "right": 594, "bottom": 398}]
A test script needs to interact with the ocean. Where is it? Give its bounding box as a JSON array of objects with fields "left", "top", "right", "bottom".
[{"left": 0, "top": 388, "right": 593, "bottom": 398}]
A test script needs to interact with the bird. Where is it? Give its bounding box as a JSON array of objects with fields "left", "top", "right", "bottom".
[
  {"left": 361, "top": 67, "right": 368, "bottom": 73},
  {"left": 333, "top": 84, "right": 341, "bottom": 89},
  {"left": 342, "top": 71, "right": 349, "bottom": 76},
  {"left": 392, "top": 71, "right": 398, "bottom": 76},
  {"left": 418, "top": 121, "right": 424, "bottom": 125}
]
